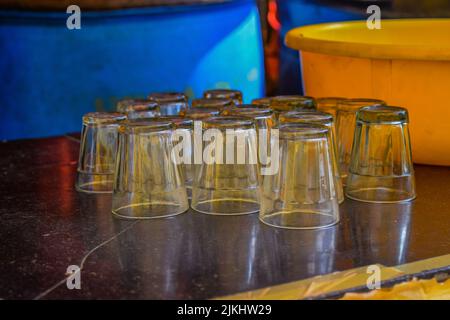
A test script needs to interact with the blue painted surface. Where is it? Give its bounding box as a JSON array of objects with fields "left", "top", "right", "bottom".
[
  {"left": 277, "top": 0, "right": 364, "bottom": 94},
  {"left": 0, "top": 0, "right": 264, "bottom": 140}
]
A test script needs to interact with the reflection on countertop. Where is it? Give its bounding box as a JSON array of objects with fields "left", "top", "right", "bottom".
[{"left": 0, "top": 136, "right": 449, "bottom": 299}]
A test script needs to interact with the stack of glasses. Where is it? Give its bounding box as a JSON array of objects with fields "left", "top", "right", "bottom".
[{"left": 76, "top": 90, "right": 416, "bottom": 230}]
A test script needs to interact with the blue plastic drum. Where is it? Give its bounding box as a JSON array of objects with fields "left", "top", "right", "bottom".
[{"left": 0, "top": 0, "right": 264, "bottom": 140}]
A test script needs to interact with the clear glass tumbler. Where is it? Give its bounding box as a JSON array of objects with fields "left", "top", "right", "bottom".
[
  {"left": 76, "top": 112, "right": 126, "bottom": 193},
  {"left": 148, "top": 92, "right": 188, "bottom": 116},
  {"left": 260, "top": 123, "right": 340, "bottom": 229},
  {"left": 346, "top": 105, "right": 416, "bottom": 203},
  {"left": 191, "top": 116, "right": 260, "bottom": 215},
  {"left": 336, "top": 98, "right": 386, "bottom": 181},
  {"left": 279, "top": 111, "right": 344, "bottom": 204},
  {"left": 112, "top": 120, "right": 189, "bottom": 219},
  {"left": 203, "top": 89, "right": 243, "bottom": 105}
]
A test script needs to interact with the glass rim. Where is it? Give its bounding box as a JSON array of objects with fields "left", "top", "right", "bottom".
[
  {"left": 192, "top": 98, "right": 233, "bottom": 107},
  {"left": 280, "top": 111, "right": 333, "bottom": 125},
  {"left": 202, "top": 116, "right": 254, "bottom": 128},
  {"left": 251, "top": 97, "right": 272, "bottom": 107},
  {"left": 191, "top": 198, "right": 260, "bottom": 216},
  {"left": 316, "top": 97, "right": 346, "bottom": 106},
  {"left": 271, "top": 95, "right": 315, "bottom": 103},
  {"left": 117, "top": 98, "right": 158, "bottom": 112},
  {"left": 148, "top": 92, "right": 187, "bottom": 103},
  {"left": 270, "top": 95, "right": 317, "bottom": 111},
  {"left": 317, "top": 96, "right": 346, "bottom": 102},
  {"left": 204, "top": 88, "right": 242, "bottom": 96},
  {"left": 83, "top": 112, "right": 126, "bottom": 125},
  {"left": 357, "top": 105, "right": 409, "bottom": 124},
  {"left": 345, "top": 186, "right": 416, "bottom": 203},
  {"left": 112, "top": 202, "right": 188, "bottom": 220},
  {"left": 225, "top": 107, "right": 273, "bottom": 118},
  {"left": 180, "top": 107, "right": 221, "bottom": 119},
  {"left": 119, "top": 119, "right": 173, "bottom": 133},
  {"left": 235, "top": 103, "right": 271, "bottom": 109},
  {"left": 156, "top": 115, "right": 193, "bottom": 128},
  {"left": 338, "top": 98, "right": 386, "bottom": 111},
  {"left": 278, "top": 122, "right": 329, "bottom": 136},
  {"left": 259, "top": 214, "right": 339, "bottom": 230}
]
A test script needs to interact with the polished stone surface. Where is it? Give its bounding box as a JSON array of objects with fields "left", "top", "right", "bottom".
[{"left": 0, "top": 135, "right": 449, "bottom": 299}]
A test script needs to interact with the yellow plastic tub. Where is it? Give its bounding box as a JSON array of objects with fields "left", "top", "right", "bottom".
[{"left": 286, "top": 19, "right": 450, "bottom": 165}]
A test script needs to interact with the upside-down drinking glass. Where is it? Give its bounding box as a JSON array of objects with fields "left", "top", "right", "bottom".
[
  {"left": 279, "top": 111, "right": 344, "bottom": 204},
  {"left": 346, "top": 105, "right": 416, "bottom": 203},
  {"left": 112, "top": 120, "right": 189, "bottom": 219},
  {"left": 260, "top": 123, "right": 340, "bottom": 229},
  {"left": 191, "top": 116, "right": 260, "bottom": 215},
  {"left": 336, "top": 98, "right": 386, "bottom": 181},
  {"left": 76, "top": 112, "right": 126, "bottom": 193}
]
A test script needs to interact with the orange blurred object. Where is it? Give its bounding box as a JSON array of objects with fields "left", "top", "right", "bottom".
[{"left": 286, "top": 19, "right": 450, "bottom": 165}]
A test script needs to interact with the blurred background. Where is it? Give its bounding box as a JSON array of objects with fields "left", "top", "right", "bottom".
[{"left": 1, "top": 0, "right": 450, "bottom": 140}]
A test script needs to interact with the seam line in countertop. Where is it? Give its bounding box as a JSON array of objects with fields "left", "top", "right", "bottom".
[{"left": 33, "top": 221, "right": 138, "bottom": 300}]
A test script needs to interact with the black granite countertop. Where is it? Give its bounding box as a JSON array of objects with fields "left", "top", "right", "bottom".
[{"left": 0, "top": 135, "right": 449, "bottom": 299}]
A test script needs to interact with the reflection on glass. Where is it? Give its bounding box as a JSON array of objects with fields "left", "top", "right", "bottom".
[
  {"left": 203, "top": 89, "right": 243, "bottom": 105},
  {"left": 149, "top": 92, "right": 188, "bottom": 115}
]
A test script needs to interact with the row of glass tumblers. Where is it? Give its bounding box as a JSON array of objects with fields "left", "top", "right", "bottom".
[{"left": 76, "top": 95, "right": 416, "bottom": 230}]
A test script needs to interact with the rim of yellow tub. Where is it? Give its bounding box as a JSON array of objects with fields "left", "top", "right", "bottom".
[{"left": 285, "top": 18, "right": 450, "bottom": 61}]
